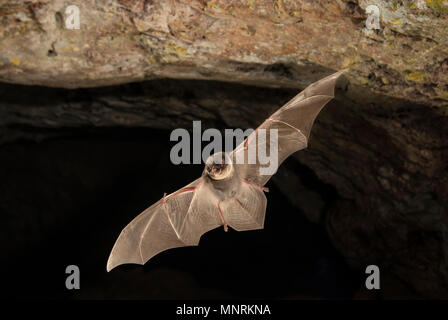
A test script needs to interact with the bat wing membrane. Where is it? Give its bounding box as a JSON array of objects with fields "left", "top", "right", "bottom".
[
  {"left": 107, "top": 178, "right": 222, "bottom": 271},
  {"left": 221, "top": 181, "right": 267, "bottom": 231},
  {"left": 232, "top": 70, "right": 345, "bottom": 187}
]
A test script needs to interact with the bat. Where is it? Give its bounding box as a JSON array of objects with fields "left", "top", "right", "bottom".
[{"left": 106, "top": 70, "right": 346, "bottom": 272}]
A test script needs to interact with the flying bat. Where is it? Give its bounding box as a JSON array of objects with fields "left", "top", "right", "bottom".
[{"left": 106, "top": 70, "right": 345, "bottom": 272}]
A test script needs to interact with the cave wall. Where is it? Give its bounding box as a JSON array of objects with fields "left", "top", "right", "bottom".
[{"left": 1, "top": 0, "right": 447, "bottom": 108}]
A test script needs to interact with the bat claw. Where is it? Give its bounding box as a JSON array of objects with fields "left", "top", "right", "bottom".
[
  {"left": 242, "top": 179, "right": 269, "bottom": 193},
  {"left": 217, "top": 201, "right": 229, "bottom": 232}
]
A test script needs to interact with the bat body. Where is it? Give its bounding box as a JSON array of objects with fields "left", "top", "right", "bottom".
[{"left": 107, "top": 70, "right": 345, "bottom": 272}]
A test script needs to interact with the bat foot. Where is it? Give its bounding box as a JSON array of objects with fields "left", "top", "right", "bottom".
[
  {"left": 242, "top": 179, "right": 269, "bottom": 193},
  {"left": 217, "top": 201, "right": 229, "bottom": 232}
]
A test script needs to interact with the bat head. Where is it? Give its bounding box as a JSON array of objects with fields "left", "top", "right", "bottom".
[{"left": 204, "top": 152, "right": 233, "bottom": 181}]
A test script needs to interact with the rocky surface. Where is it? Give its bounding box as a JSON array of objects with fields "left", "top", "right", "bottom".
[
  {"left": 0, "top": 0, "right": 447, "bottom": 298},
  {"left": 1, "top": 0, "right": 448, "bottom": 108}
]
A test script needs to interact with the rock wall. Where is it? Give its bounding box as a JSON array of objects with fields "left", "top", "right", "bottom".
[{"left": 1, "top": 0, "right": 447, "bottom": 107}]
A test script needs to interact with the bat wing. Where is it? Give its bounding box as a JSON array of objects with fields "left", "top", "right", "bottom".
[
  {"left": 232, "top": 70, "right": 345, "bottom": 187},
  {"left": 107, "top": 178, "right": 222, "bottom": 272},
  {"left": 220, "top": 179, "right": 267, "bottom": 231}
]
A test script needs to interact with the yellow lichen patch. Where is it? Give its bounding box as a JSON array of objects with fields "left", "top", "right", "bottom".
[
  {"left": 165, "top": 43, "right": 188, "bottom": 55},
  {"left": 146, "top": 56, "right": 157, "bottom": 64},
  {"left": 206, "top": 1, "right": 225, "bottom": 13},
  {"left": 390, "top": 17, "right": 404, "bottom": 25},
  {"left": 405, "top": 72, "right": 426, "bottom": 82},
  {"left": 274, "top": 0, "right": 285, "bottom": 15},
  {"left": 381, "top": 77, "right": 389, "bottom": 84},
  {"left": 357, "top": 77, "right": 368, "bottom": 85},
  {"left": 10, "top": 57, "right": 20, "bottom": 66},
  {"left": 426, "top": 0, "right": 448, "bottom": 12},
  {"left": 342, "top": 57, "right": 357, "bottom": 68},
  {"left": 248, "top": 0, "right": 255, "bottom": 10}
]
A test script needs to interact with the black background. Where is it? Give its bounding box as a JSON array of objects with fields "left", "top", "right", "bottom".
[{"left": 0, "top": 127, "right": 361, "bottom": 299}]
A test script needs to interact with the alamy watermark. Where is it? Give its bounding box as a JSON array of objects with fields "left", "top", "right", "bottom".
[
  {"left": 365, "top": 5, "right": 380, "bottom": 30},
  {"left": 170, "top": 121, "right": 279, "bottom": 176},
  {"left": 365, "top": 265, "right": 380, "bottom": 290},
  {"left": 65, "top": 5, "right": 80, "bottom": 30},
  {"left": 65, "top": 264, "right": 80, "bottom": 290}
]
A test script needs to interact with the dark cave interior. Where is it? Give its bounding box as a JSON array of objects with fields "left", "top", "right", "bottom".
[
  {"left": 2, "top": 73, "right": 444, "bottom": 300},
  {"left": 0, "top": 127, "right": 363, "bottom": 299}
]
